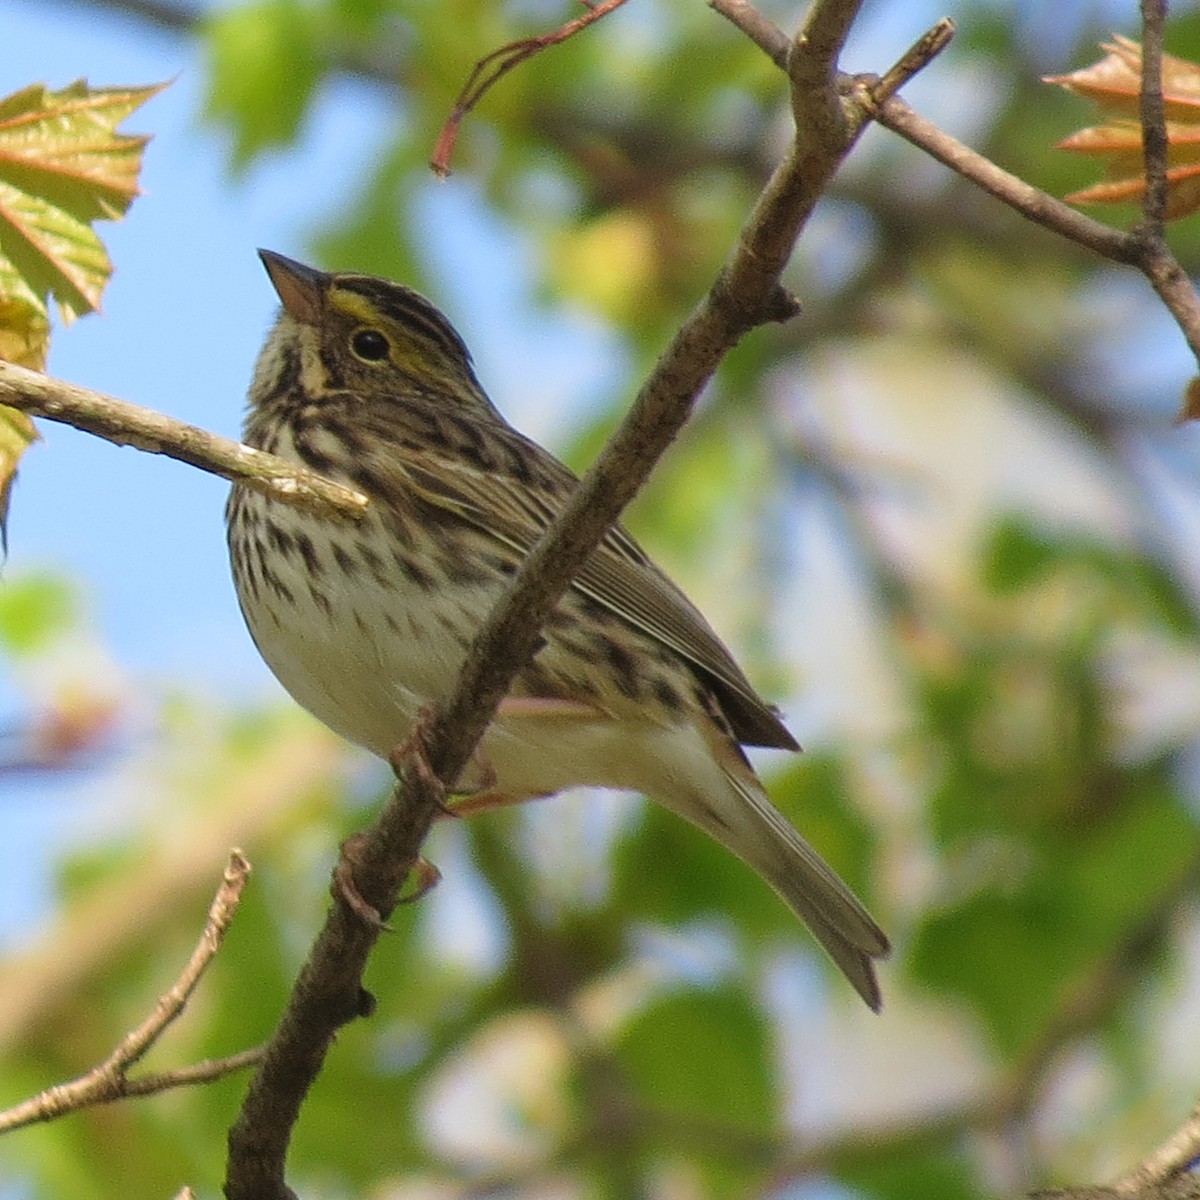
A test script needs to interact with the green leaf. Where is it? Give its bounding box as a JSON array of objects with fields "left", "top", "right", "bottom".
[
  {"left": 0, "top": 571, "right": 77, "bottom": 655},
  {"left": 0, "top": 77, "right": 159, "bottom": 542},
  {"left": 912, "top": 767, "right": 1196, "bottom": 1055},
  {"left": 839, "top": 1146, "right": 983, "bottom": 1200},
  {"left": 981, "top": 516, "right": 1063, "bottom": 593},
  {"left": 329, "top": 0, "right": 389, "bottom": 36},
  {"left": 981, "top": 515, "right": 1199, "bottom": 637},
  {"left": 0, "top": 405, "right": 36, "bottom": 548},
  {"left": 0, "top": 267, "right": 49, "bottom": 368},
  {"left": 203, "top": 0, "right": 325, "bottom": 168},
  {"left": 0, "top": 79, "right": 164, "bottom": 341},
  {"left": 610, "top": 986, "right": 777, "bottom": 1193}
]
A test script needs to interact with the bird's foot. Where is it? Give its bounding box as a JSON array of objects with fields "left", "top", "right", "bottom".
[
  {"left": 441, "top": 695, "right": 596, "bottom": 816},
  {"left": 397, "top": 855, "right": 442, "bottom": 903},
  {"left": 387, "top": 706, "right": 454, "bottom": 816},
  {"left": 333, "top": 831, "right": 389, "bottom": 929},
  {"left": 446, "top": 787, "right": 551, "bottom": 817}
]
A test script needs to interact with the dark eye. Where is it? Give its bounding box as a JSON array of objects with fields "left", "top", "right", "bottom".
[{"left": 351, "top": 329, "right": 390, "bottom": 361}]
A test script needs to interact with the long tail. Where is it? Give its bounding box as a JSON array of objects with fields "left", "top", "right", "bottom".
[
  {"left": 674, "top": 749, "right": 890, "bottom": 1010},
  {"left": 730, "top": 769, "right": 889, "bottom": 1009}
]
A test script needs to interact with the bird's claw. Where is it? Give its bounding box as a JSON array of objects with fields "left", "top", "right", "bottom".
[
  {"left": 397, "top": 856, "right": 441, "bottom": 904},
  {"left": 333, "top": 832, "right": 389, "bottom": 930},
  {"left": 388, "top": 707, "right": 456, "bottom": 815}
]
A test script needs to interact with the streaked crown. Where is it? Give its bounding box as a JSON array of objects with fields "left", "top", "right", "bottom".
[{"left": 255, "top": 249, "right": 495, "bottom": 415}]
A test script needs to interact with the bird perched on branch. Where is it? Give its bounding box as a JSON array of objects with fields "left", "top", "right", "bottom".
[{"left": 226, "top": 250, "right": 889, "bottom": 1008}]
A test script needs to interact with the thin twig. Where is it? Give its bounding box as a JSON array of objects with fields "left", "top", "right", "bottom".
[
  {"left": 431, "top": 0, "right": 633, "bottom": 176},
  {"left": 709, "top": 0, "right": 788, "bottom": 66},
  {"left": 871, "top": 87, "right": 1200, "bottom": 363},
  {"left": 1124, "top": 5, "right": 1200, "bottom": 369},
  {"left": 1114, "top": 1101, "right": 1200, "bottom": 1194},
  {"left": 1137, "top": 0, "right": 1170, "bottom": 235},
  {"left": 0, "top": 852, "right": 258, "bottom": 1133},
  {"left": 120, "top": 1048, "right": 265, "bottom": 1097},
  {"left": 1137, "top": 232, "right": 1200, "bottom": 366},
  {"left": 871, "top": 96, "right": 1138, "bottom": 263},
  {"left": 0, "top": 361, "right": 367, "bottom": 520},
  {"left": 866, "top": 86, "right": 1200, "bottom": 363},
  {"left": 869, "top": 18, "right": 956, "bottom": 105},
  {"left": 722, "top": 3, "right": 1200, "bottom": 366},
  {"left": 843, "top": 52, "right": 1200, "bottom": 366},
  {"left": 0, "top": 729, "right": 344, "bottom": 1050}
]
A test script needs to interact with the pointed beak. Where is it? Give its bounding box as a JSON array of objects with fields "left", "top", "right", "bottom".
[{"left": 258, "top": 249, "right": 328, "bottom": 326}]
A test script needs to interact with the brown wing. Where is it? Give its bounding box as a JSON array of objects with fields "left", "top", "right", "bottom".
[{"left": 388, "top": 416, "right": 799, "bottom": 751}]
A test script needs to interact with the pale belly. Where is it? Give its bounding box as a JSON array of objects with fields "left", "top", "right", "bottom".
[
  {"left": 229, "top": 493, "right": 704, "bottom": 806},
  {"left": 243, "top": 570, "right": 706, "bottom": 807},
  {"left": 236, "top": 508, "right": 484, "bottom": 759}
]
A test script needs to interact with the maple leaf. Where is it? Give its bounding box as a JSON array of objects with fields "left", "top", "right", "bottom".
[
  {"left": 1046, "top": 35, "right": 1200, "bottom": 219},
  {"left": 0, "top": 79, "right": 164, "bottom": 547}
]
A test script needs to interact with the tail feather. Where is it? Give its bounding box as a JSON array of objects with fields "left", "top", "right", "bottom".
[
  {"left": 710, "top": 766, "right": 890, "bottom": 1011},
  {"left": 763, "top": 853, "right": 888, "bottom": 1012}
]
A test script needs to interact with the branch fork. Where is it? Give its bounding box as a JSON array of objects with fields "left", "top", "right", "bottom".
[{"left": 0, "top": 851, "right": 260, "bottom": 1136}]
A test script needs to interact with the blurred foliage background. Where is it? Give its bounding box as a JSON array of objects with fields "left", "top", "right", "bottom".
[{"left": 5, "top": 0, "right": 1200, "bottom": 1198}]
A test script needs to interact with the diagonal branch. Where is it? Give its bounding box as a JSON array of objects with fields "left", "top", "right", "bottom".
[
  {"left": 431, "top": 0, "right": 633, "bottom": 176},
  {"left": 222, "top": 5, "right": 948, "bottom": 1197},
  {"left": 713, "top": 0, "right": 1200, "bottom": 391},
  {"left": 870, "top": 96, "right": 1138, "bottom": 262},
  {"left": 0, "top": 361, "right": 367, "bottom": 520},
  {"left": 0, "top": 851, "right": 259, "bottom": 1134}
]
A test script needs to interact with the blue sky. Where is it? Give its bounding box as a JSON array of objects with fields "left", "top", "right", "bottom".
[
  {"left": 8, "top": 1, "right": 389, "bottom": 687},
  {"left": 6, "top": 0, "right": 621, "bottom": 687},
  {"left": 0, "top": 0, "right": 629, "bottom": 936}
]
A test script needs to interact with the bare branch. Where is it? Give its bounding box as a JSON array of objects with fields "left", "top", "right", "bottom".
[
  {"left": 787, "top": 0, "right": 862, "bottom": 157},
  {"left": 432, "top": 0, "right": 633, "bottom": 176},
  {"left": 1137, "top": 240, "right": 1200, "bottom": 367},
  {"left": 1121, "top": 6, "right": 1200, "bottom": 376},
  {"left": 871, "top": 97, "right": 1138, "bottom": 263},
  {"left": 104, "top": 851, "right": 251, "bottom": 1070},
  {"left": 1114, "top": 1100, "right": 1200, "bottom": 1195},
  {"left": 1137, "top": 0, "right": 1170, "bottom": 235},
  {"left": 0, "top": 729, "right": 344, "bottom": 1049},
  {"left": 716, "top": 3, "right": 1200, "bottom": 376},
  {"left": 0, "top": 361, "right": 367, "bottom": 521},
  {"left": 793, "top": 0, "right": 865, "bottom": 78},
  {"left": 121, "top": 1048, "right": 265, "bottom": 1097},
  {"left": 0, "top": 852, "right": 258, "bottom": 1134},
  {"left": 870, "top": 18, "right": 956, "bottom": 104},
  {"left": 709, "top": 0, "right": 788, "bottom": 66}
]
